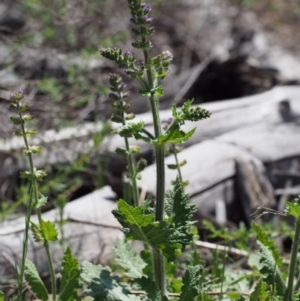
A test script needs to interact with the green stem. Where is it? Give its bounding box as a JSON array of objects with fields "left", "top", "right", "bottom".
[
  {"left": 17, "top": 186, "right": 34, "bottom": 301},
  {"left": 142, "top": 40, "right": 166, "bottom": 294},
  {"left": 285, "top": 217, "right": 300, "bottom": 301},
  {"left": 124, "top": 137, "right": 139, "bottom": 206},
  {"left": 19, "top": 110, "right": 57, "bottom": 301},
  {"left": 120, "top": 100, "right": 139, "bottom": 207}
]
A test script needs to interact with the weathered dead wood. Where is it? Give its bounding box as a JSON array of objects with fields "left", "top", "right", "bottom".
[
  {"left": 0, "top": 186, "right": 122, "bottom": 280},
  {"left": 234, "top": 156, "right": 276, "bottom": 225},
  {"left": 1, "top": 86, "right": 300, "bottom": 175}
]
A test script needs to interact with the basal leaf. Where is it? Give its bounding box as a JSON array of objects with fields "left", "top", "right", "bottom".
[
  {"left": 257, "top": 241, "right": 286, "bottom": 297},
  {"left": 60, "top": 247, "right": 80, "bottom": 301},
  {"left": 179, "top": 266, "right": 201, "bottom": 301},
  {"left": 24, "top": 259, "right": 49, "bottom": 301},
  {"left": 136, "top": 277, "right": 168, "bottom": 301},
  {"left": 155, "top": 124, "right": 195, "bottom": 145},
  {"left": 81, "top": 261, "right": 141, "bottom": 301},
  {"left": 40, "top": 219, "right": 58, "bottom": 241},
  {"left": 114, "top": 238, "right": 146, "bottom": 278},
  {"left": 252, "top": 222, "right": 283, "bottom": 268},
  {"left": 250, "top": 278, "right": 268, "bottom": 301},
  {"left": 113, "top": 200, "right": 180, "bottom": 261}
]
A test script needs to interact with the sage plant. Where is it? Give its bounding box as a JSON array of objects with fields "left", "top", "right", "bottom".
[{"left": 98, "top": 0, "right": 211, "bottom": 297}]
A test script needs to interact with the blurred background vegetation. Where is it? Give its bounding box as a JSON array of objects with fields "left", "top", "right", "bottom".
[{"left": 1, "top": 0, "right": 300, "bottom": 219}]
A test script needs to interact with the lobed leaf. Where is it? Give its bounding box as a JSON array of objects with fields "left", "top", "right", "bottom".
[
  {"left": 114, "top": 238, "right": 146, "bottom": 278},
  {"left": 59, "top": 247, "right": 80, "bottom": 301},
  {"left": 113, "top": 200, "right": 180, "bottom": 261},
  {"left": 136, "top": 277, "right": 168, "bottom": 301},
  {"left": 178, "top": 266, "right": 201, "bottom": 301},
  {"left": 172, "top": 100, "right": 211, "bottom": 126},
  {"left": 40, "top": 219, "right": 58, "bottom": 241},
  {"left": 154, "top": 124, "right": 196, "bottom": 145},
  {"left": 24, "top": 259, "right": 49, "bottom": 301},
  {"left": 81, "top": 261, "right": 141, "bottom": 301},
  {"left": 249, "top": 278, "right": 268, "bottom": 301},
  {"left": 257, "top": 241, "right": 286, "bottom": 296},
  {"left": 285, "top": 196, "right": 300, "bottom": 218}
]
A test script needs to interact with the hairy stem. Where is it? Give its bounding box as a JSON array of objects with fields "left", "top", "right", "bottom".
[
  {"left": 125, "top": 136, "right": 139, "bottom": 206},
  {"left": 121, "top": 102, "right": 139, "bottom": 207},
  {"left": 285, "top": 217, "right": 300, "bottom": 301},
  {"left": 143, "top": 42, "right": 166, "bottom": 294}
]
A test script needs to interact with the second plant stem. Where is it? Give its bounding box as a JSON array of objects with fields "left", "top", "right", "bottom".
[
  {"left": 19, "top": 111, "right": 57, "bottom": 301},
  {"left": 285, "top": 217, "right": 300, "bottom": 301}
]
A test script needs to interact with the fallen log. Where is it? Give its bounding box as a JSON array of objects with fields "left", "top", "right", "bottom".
[{"left": 0, "top": 186, "right": 121, "bottom": 280}]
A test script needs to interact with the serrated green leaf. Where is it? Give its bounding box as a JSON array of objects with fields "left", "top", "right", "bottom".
[
  {"left": 285, "top": 198, "right": 300, "bottom": 218},
  {"left": 81, "top": 261, "right": 141, "bottom": 301},
  {"left": 154, "top": 85, "right": 164, "bottom": 97},
  {"left": 155, "top": 124, "right": 196, "bottom": 145},
  {"left": 252, "top": 222, "right": 283, "bottom": 268},
  {"left": 117, "top": 122, "right": 144, "bottom": 138},
  {"left": 172, "top": 100, "right": 211, "bottom": 125},
  {"left": 165, "top": 178, "right": 196, "bottom": 249},
  {"left": 114, "top": 238, "right": 146, "bottom": 278},
  {"left": 250, "top": 278, "right": 268, "bottom": 301},
  {"left": 40, "top": 219, "right": 58, "bottom": 241},
  {"left": 136, "top": 277, "right": 168, "bottom": 301},
  {"left": 179, "top": 266, "right": 201, "bottom": 301},
  {"left": 257, "top": 241, "right": 286, "bottom": 296},
  {"left": 24, "top": 259, "right": 49, "bottom": 301},
  {"left": 60, "top": 247, "right": 80, "bottom": 301},
  {"left": 113, "top": 200, "right": 180, "bottom": 261}
]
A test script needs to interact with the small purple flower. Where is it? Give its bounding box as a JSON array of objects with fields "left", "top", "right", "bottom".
[
  {"left": 144, "top": 4, "right": 152, "bottom": 13},
  {"left": 19, "top": 89, "right": 24, "bottom": 95},
  {"left": 130, "top": 15, "right": 138, "bottom": 23},
  {"left": 124, "top": 50, "right": 132, "bottom": 56},
  {"left": 138, "top": 60, "right": 145, "bottom": 67},
  {"left": 166, "top": 117, "right": 173, "bottom": 124},
  {"left": 144, "top": 16, "right": 153, "bottom": 23},
  {"left": 121, "top": 82, "right": 127, "bottom": 89},
  {"left": 10, "top": 93, "right": 15, "bottom": 100}
]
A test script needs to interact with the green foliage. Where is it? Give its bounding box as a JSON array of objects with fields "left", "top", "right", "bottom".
[
  {"left": 285, "top": 195, "right": 300, "bottom": 218},
  {"left": 179, "top": 266, "right": 201, "bottom": 301},
  {"left": 0, "top": 291, "right": 4, "bottom": 301},
  {"left": 114, "top": 238, "right": 146, "bottom": 278},
  {"left": 171, "top": 100, "right": 211, "bottom": 126},
  {"left": 113, "top": 180, "right": 196, "bottom": 261},
  {"left": 24, "top": 259, "right": 49, "bottom": 301},
  {"left": 136, "top": 277, "right": 168, "bottom": 301},
  {"left": 155, "top": 124, "right": 196, "bottom": 145},
  {"left": 59, "top": 248, "right": 81, "bottom": 301},
  {"left": 252, "top": 222, "right": 283, "bottom": 269},
  {"left": 81, "top": 261, "right": 141, "bottom": 301},
  {"left": 113, "top": 199, "right": 180, "bottom": 261},
  {"left": 249, "top": 278, "right": 268, "bottom": 301}
]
